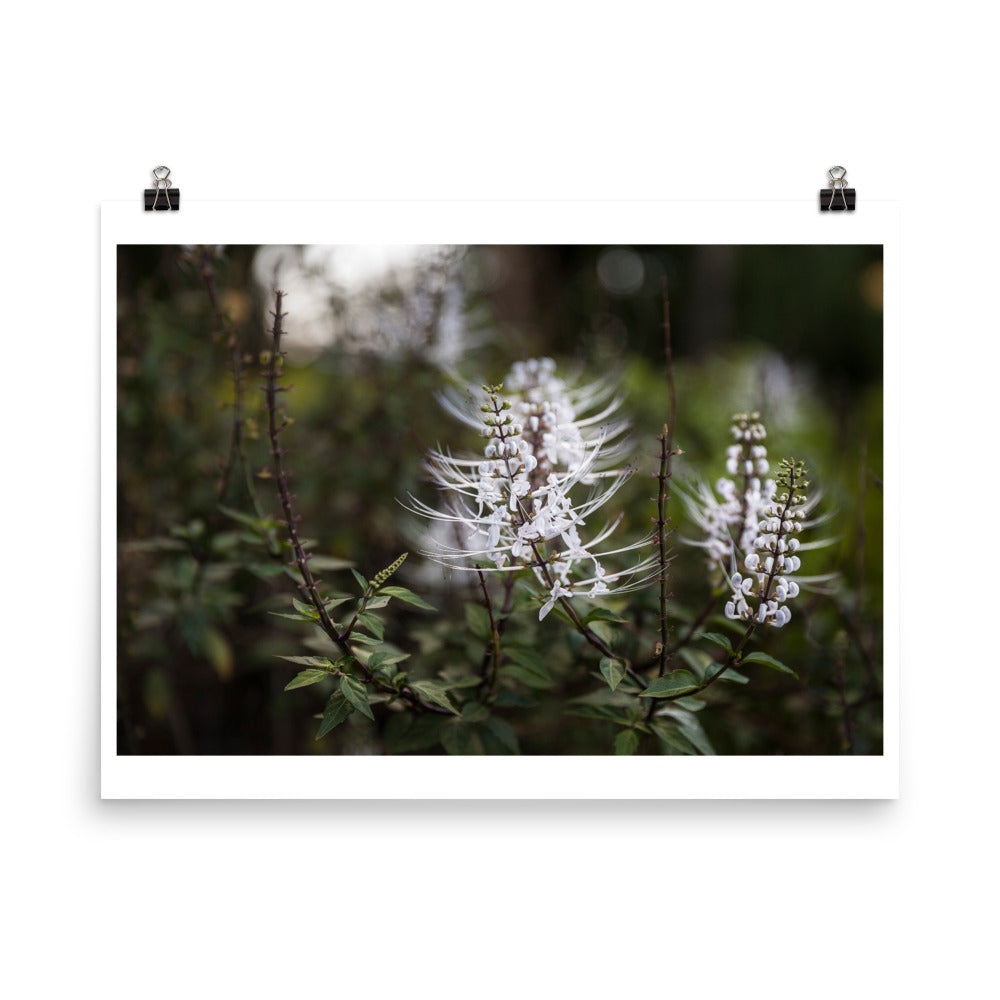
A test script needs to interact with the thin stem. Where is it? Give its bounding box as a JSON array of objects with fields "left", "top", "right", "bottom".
[
  {"left": 262, "top": 289, "right": 447, "bottom": 716},
  {"left": 476, "top": 569, "right": 501, "bottom": 699},
  {"left": 656, "top": 278, "right": 677, "bottom": 677},
  {"left": 199, "top": 252, "right": 264, "bottom": 518}
]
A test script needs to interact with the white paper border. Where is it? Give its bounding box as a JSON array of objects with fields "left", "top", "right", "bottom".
[{"left": 102, "top": 200, "right": 899, "bottom": 799}]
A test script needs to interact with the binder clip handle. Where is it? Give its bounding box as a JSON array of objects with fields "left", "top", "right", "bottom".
[
  {"left": 819, "top": 165, "right": 855, "bottom": 212},
  {"left": 144, "top": 165, "right": 180, "bottom": 211}
]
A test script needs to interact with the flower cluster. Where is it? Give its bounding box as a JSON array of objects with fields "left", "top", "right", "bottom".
[
  {"left": 681, "top": 412, "right": 777, "bottom": 571},
  {"left": 407, "top": 359, "right": 656, "bottom": 619},
  {"left": 724, "top": 458, "right": 808, "bottom": 628}
]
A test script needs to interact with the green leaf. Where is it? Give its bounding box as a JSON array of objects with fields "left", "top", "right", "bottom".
[
  {"left": 284, "top": 668, "right": 331, "bottom": 691},
  {"left": 694, "top": 631, "right": 734, "bottom": 654},
  {"left": 640, "top": 670, "right": 700, "bottom": 699},
  {"left": 382, "top": 713, "right": 445, "bottom": 753},
  {"left": 440, "top": 720, "right": 475, "bottom": 755},
  {"left": 268, "top": 611, "right": 315, "bottom": 623},
  {"left": 655, "top": 706, "right": 716, "bottom": 755},
  {"left": 308, "top": 555, "right": 354, "bottom": 572},
  {"left": 347, "top": 633, "right": 381, "bottom": 646},
  {"left": 741, "top": 651, "right": 798, "bottom": 678},
  {"left": 276, "top": 655, "right": 333, "bottom": 667},
  {"left": 588, "top": 620, "right": 616, "bottom": 645},
  {"left": 504, "top": 646, "right": 552, "bottom": 682},
  {"left": 316, "top": 693, "right": 354, "bottom": 739},
  {"left": 367, "top": 649, "right": 410, "bottom": 673},
  {"left": 677, "top": 646, "right": 713, "bottom": 681},
  {"left": 218, "top": 505, "right": 275, "bottom": 532},
  {"left": 650, "top": 721, "right": 698, "bottom": 755},
  {"left": 409, "top": 679, "right": 460, "bottom": 714},
  {"left": 378, "top": 586, "right": 436, "bottom": 611},
  {"left": 339, "top": 675, "right": 375, "bottom": 720},
  {"left": 464, "top": 603, "right": 492, "bottom": 640},
  {"left": 350, "top": 569, "right": 369, "bottom": 593},
  {"left": 323, "top": 595, "right": 353, "bottom": 611},
  {"left": 600, "top": 657, "right": 626, "bottom": 693},
  {"left": 583, "top": 607, "right": 630, "bottom": 625},
  {"left": 364, "top": 595, "right": 392, "bottom": 610},
  {"left": 717, "top": 667, "right": 749, "bottom": 684},
  {"left": 615, "top": 729, "right": 640, "bottom": 755},
  {"left": 567, "top": 703, "right": 635, "bottom": 724},
  {"left": 247, "top": 562, "right": 286, "bottom": 579},
  {"left": 461, "top": 702, "right": 490, "bottom": 724},
  {"left": 356, "top": 612, "right": 385, "bottom": 640},
  {"left": 499, "top": 664, "right": 554, "bottom": 690},
  {"left": 292, "top": 598, "right": 319, "bottom": 619},
  {"left": 484, "top": 716, "right": 519, "bottom": 753}
]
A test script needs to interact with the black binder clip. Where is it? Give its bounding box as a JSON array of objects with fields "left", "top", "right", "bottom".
[
  {"left": 144, "top": 166, "right": 180, "bottom": 211},
  {"left": 819, "top": 166, "right": 855, "bottom": 211}
]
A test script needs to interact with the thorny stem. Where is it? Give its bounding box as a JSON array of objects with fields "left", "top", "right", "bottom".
[
  {"left": 656, "top": 278, "right": 677, "bottom": 677},
  {"left": 263, "top": 289, "right": 447, "bottom": 715},
  {"left": 198, "top": 252, "right": 265, "bottom": 519}
]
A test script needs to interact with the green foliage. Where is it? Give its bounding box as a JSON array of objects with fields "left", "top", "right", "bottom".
[
  {"left": 615, "top": 729, "right": 640, "bottom": 755},
  {"left": 339, "top": 675, "right": 375, "bottom": 720},
  {"left": 378, "top": 586, "right": 436, "bottom": 610},
  {"left": 316, "top": 692, "right": 355, "bottom": 739},
  {"left": 284, "top": 668, "right": 333, "bottom": 691},
  {"left": 640, "top": 671, "right": 701, "bottom": 699},
  {"left": 740, "top": 651, "right": 798, "bottom": 678},
  {"left": 600, "top": 657, "right": 626, "bottom": 693}
]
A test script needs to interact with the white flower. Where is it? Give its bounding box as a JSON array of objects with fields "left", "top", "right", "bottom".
[
  {"left": 679, "top": 412, "right": 776, "bottom": 574},
  {"left": 406, "top": 360, "right": 657, "bottom": 611},
  {"left": 723, "top": 457, "right": 811, "bottom": 627}
]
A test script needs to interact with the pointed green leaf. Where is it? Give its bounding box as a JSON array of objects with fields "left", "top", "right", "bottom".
[
  {"left": 316, "top": 692, "right": 354, "bottom": 739},
  {"left": 283, "top": 668, "right": 331, "bottom": 691},
  {"left": 640, "top": 670, "right": 700, "bottom": 699},
  {"left": 276, "top": 655, "right": 333, "bottom": 668},
  {"left": 378, "top": 586, "right": 436, "bottom": 610},
  {"left": 504, "top": 646, "right": 551, "bottom": 681},
  {"left": 339, "top": 675, "right": 375, "bottom": 720},
  {"left": 409, "top": 679, "right": 460, "bottom": 714},
  {"left": 694, "top": 631, "right": 734, "bottom": 654},
  {"left": 356, "top": 612, "right": 385, "bottom": 640},
  {"left": 440, "top": 720, "right": 475, "bottom": 755},
  {"left": 464, "top": 603, "right": 492, "bottom": 640},
  {"left": 365, "top": 648, "right": 410, "bottom": 671},
  {"left": 718, "top": 667, "right": 749, "bottom": 684},
  {"left": 650, "top": 721, "right": 698, "bottom": 754},
  {"left": 308, "top": 555, "right": 354, "bottom": 572},
  {"left": 600, "top": 657, "right": 626, "bottom": 693},
  {"left": 741, "top": 651, "right": 798, "bottom": 678},
  {"left": 461, "top": 702, "right": 490, "bottom": 724},
  {"left": 499, "top": 664, "right": 554, "bottom": 690},
  {"left": 615, "top": 729, "right": 640, "bottom": 755},
  {"left": 350, "top": 569, "right": 369, "bottom": 593},
  {"left": 292, "top": 598, "right": 319, "bottom": 619},
  {"left": 484, "top": 716, "right": 519, "bottom": 753}
]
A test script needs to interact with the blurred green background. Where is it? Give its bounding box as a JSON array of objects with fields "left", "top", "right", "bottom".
[{"left": 117, "top": 243, "right": 883, "bottom": 755}]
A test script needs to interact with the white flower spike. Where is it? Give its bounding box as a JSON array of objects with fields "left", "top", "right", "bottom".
[{"left": 405, "top": 359, "right": 657, "bottom": 615}]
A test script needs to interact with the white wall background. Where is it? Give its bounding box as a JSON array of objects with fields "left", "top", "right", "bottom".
[{"left": 2, "top": 3, "right": 995, "bottom": 998}]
